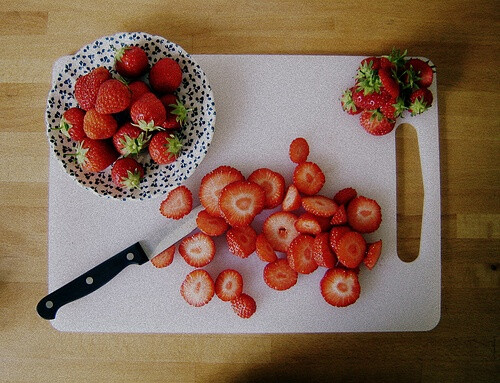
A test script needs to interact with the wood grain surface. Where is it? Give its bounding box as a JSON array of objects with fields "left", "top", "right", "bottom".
[{"left": 0, "top": 0, "right": 498, "bottom": 382}]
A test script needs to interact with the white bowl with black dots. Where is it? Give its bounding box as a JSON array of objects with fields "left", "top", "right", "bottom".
[{"left": 46, "top": 32, "right": 216, "bottom": 201}]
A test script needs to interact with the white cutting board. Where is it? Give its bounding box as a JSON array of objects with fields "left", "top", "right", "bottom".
[{"left": 47, "top": 54, "right": 441, "bottom": 333}]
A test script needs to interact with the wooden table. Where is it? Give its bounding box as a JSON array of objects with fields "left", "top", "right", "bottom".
[{"left": 1, "top": 1, "right": 498, "bottom": 382}]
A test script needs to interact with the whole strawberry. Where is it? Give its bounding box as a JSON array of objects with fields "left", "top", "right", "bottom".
[
  {"left": 114, "top": 45, "right": 149, "bottom": 78},
  {"left": 148, "top": 132, "right": 183, "bottom": 164},
  {"left": 149, "top": 58, "right": 183, "bottom": 94},
  {"left": 112, "top": 122, "right": 149, "bottom": 156},
  {"left": 352, "top": 87, "right": 391, "bottom": 110},
  {"left": 71, "top": 138, "right": 118, "bottom": 172},
  {"left": 130, "top": 92, "right": 166, "bottom": 131},
  {"left": 128, "top": 81, "right": 150, "bottom": 107},
  {"left": 159, "top": 94, "right": 191, "bottom": 129},
  {"left": 74, "top": 67, "right": 111, "bottom": 111},
  {"left": 83, "top": 109, "right": 118, "bottom": 139},
  {"left": 359, "top": 110, "right": 395, "bottom": 136},
  {"left": 409, "top": 88, "right": 433, "bottom": 116},
  {"left": 405, "top": 58, "right": 434, "bottom": 88},
  {"left": 95, "top": 79, "right": 131, "bottom": 114},
  {"left": 59, "top": 107, "right": 86, "bottom": 141},
  {"left": 111, "top": 157, "right": 145, "bottom": 189},
  {"left": 340, "top": 87, "right": 362, "bottom": 115}
]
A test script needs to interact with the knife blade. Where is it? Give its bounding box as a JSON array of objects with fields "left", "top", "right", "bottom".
[{"left": 36, "top": 205, "right": 204, "bottom": 320}]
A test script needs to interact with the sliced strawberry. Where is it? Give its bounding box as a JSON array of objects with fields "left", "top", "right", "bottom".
[
  {"left": 180, "top": 269, "right": 215, "bottom": 307},
  {"left": 336, "top": 231, "right": 367, "bottom": 269},
  {"left": 329, "top": 225, "right": 351, "bottom": 254},
  {"left": 150, "top": 245, "right": 175, "bottom": 268},
  {"left": 219, "top": 181, "right": 266, "bottom": 227},
  {"left": 294, "top": 212, "right": 322, "bottom": 235},
  {"left": 199, "top": 165, "right": 245, "bottom": 218},
  {"left": 215, "top": 269, "right": 243, "bottom": 302},
  {"left": 364, "top": 240, "right": 382, "bottom": 270},
  {"left": 282, "top": 184, "right": 302, "bottom": 212},
  {"left": 330, "top": 204, "right": 347, "bottom": 225},
  {"left": 315, "top": 215, "right": 333, "bottom": 232},
  {"left": 226, "top": 225, "right": 257, "bottom": 258},
  {"left": 378, "top": 68, "right": 400, "bottom": 99},
  {"left": 293, "top": 161, "right": 325, "bottom": 196},
  {"left": 286, "top": 234, "right": 318, "bottom": 274},
  {"left": 179, "top": 232, "right": 216, "bottom": 267},
  {"left": 159, "top": 185, "right": 193, "bottom": 220},
  {"left": 346, "top": 196, "right": 382, "bottom": 233},
  {"left": 289, "top": 137, "right": 310, "bottom": 163},
  {"left": 301, "top": 195, "right": 338, "bottom": 217},
  {"left": 262, "top": 211, "right": 299, "bottom": 253},
  {"left": 231, "top": 293, "right": 257, "bottom": 319},
  {"left": 312, "top": 232, "right": 336, "bottom": 268},
  {"left": 263, "top": 258, "right": 298, "bottom": 291},
  {"left": 333, "top": 187, "right": 357, "bottom": 206},
  {"left": 255, "top": 233, "right": 278, "bottom": 263},
  {"left": 248, "top": 168, "right": 285, "bottom": 209},
  {"left": 196, "top": 209, "right": 229, "bottom": 237},
  {"left": 320, "top": 268, "right": 360, "bottom": 307}
]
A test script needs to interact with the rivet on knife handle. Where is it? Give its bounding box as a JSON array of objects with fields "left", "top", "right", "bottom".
[{"left": 36, "top": 242, "right": 148, "bottom": 320}]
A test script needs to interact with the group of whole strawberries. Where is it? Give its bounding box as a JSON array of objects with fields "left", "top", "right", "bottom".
[
  {"left": 56, "top": 45, "right": 190, "bottom": 189},
  {"left": 151, "top": 137, "right": 383, "bottom": 318},
  {"left": 341, "top": 49, "right": 435, "bottom": 136}
]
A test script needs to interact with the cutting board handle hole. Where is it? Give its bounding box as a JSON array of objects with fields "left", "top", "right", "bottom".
[{"left": 396, "top": 123, "right": 423, "bottom": 263}]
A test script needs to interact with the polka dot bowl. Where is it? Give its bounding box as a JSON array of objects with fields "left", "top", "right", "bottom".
[{"left": 46, "top": 32, "right": 216, "bottom": 201}]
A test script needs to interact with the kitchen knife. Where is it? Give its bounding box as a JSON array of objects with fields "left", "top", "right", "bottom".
[{"left": 36, "top": 205, "right": 204, "bottom": 320}]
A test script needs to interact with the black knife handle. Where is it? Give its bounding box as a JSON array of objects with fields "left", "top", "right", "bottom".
[{"left": 37, "top": 242, "right": 149, "bottom": 320}]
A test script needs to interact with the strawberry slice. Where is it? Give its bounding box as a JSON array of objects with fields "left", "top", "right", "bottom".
[
  {"left": 329, "top": 226, "right": 351, "bottom": 254},
  {"left": 312, "top": 232, "right": 336, "bottom": 268},
  {"left": 199, "top": 165, "right": 245, "bottom": 218},
  {"left": 346, "top": 196, "right": 382, "bottom": 233},
  {"left": 196, "top": 209, "right": 229, "bottom": 237},
  {"left": 282, "top": 184, "right": 301, "bottom": 212},
  {"left": 179, "top": 232, "right": 216, "bottom": 267},
  {"left": 226, "top": 226, "right": 257, "bottom": 258},
  {"left": 336, "top": 231, "right": 367, "bottom": 269},
  {"left": 180, "top": 269, "right": 215, "bottom": 307},
  {"left": 263, "top": 258, "right": 298, "bottom": 291},
  {"left": 364, "top": 240, "right": 382, "bottom": 270},
  {"left": 262, "top": 211, "right": 300, "bottom": 253},
  {"left": 301, "top": 195, "right": 338, "bottom": 217},
  {"left": 320, "top": 268, "right": 360, "bottom": 307},
  {"left": 255, "top": 233, "right": 278, "bottom": 263},
  {"left": 289, "top": 137, "right": 310, "bottom": 163},
  {"left": 293, "top": 161, "right": 325, "bottom": 195},
  {"left": 286, "top": 234, "right": 318, "bottom": 274},
  {"left": 215, "top": 269, "right": 243, "bottom": 302},
  {"left": 333, "top": 187, "right": 357, "bottom": 206},
  {"left": 294, "top": 212, "right": 322, "bottom": 235},
  {"left": 231, "top": 293, "right": 257, "bottom": 319},
  {"left": 330, "top": 204, "right": 347, "bottom": 225},
  {"left": 150, "top": 245, "right": 175, "bottom": 268},
  {"left": 219, "top": 181, "right": 266, "bottom": 227},
  {"left": 159, "top": 185, "right": 193, "bottom": 220},
  {"left": 248, "top": 168, "right": 285, "bottom": 209}
]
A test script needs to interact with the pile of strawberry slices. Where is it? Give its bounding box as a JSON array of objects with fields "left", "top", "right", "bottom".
[
  {"left": 151, "top": 137, "right": 384, "bottom": 319},
  {"left": 55, "top": 45, "right": 191, "bottom": 189},
  {"left": 341, "top": 49, "right": 435, "bottom": 136}
]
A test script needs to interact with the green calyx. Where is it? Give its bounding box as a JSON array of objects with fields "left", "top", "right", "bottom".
[
  {"left": 58, "top": 117, "right": 72, "bottom": 138},
  {"left": 63, "top": 141, "right": 88, "bottom": 167},
  {"left": 356, "top": 61, "right": 382, "bottom": 95},
  {"left": 114, "top": 45, "right": 130, "bottom": 62},
  {"left": 168, "top": 99, "right": 192, "bottom": 125},
  {"left": 121, "top": 169, "right": 142, "bottom": 189},
  {"left": 392, "top": 97, "right": 407, "bottom": 118},
  {"left": 119, "top": 132, "right": 150, "bottom": 156},
  {"left": 409, "top": 97, "right": 429, "bottom": 116},
  {"left": 165, "top": 134, "right": 183, "bottom": 155},
  {"left": 385, "top": 48, "right": 408, "bottom": 69},
  {"left": 133, "top": 120, "right": 164, "bottom": 133},
  {"left": 341, "top": 88, "right": 357, "bottom": 113}
]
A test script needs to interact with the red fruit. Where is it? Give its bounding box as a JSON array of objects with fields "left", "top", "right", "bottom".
[
  {"left": 59, "top": 107, "right": 86, "bottom": 141},
  {"left": 83, "top": 109, "right": 118, "bottom": 139},
  {"left": 199, "top": 166, "right": 245, "bottom": 218},
  {"left": 159, "top": 185, "right": 193, "bottom": 220},
  {"left": 262, "top": 211, "right": 299, "bottom": 253},
  {"left": 359, "top": 110, "right": 395, "bottom": 136},
  {"left": 112, "top": 122, "right": 149, "bottom": 156},
  {"left": 364, "top": 240, "right": 382, "bottom": 270},
  {"left": 263, "top": 258, "right": 298, "bottom": 291},
  {"left": 94, "top": 79, "right": 131, "bottom": 114},
  {"left": 333, "top": 187, "right": 357, "bottom": 206},
  {"left": 329, "top": 226, "right": 351, "bottom": 254},
  {"left": 380, "top": 97, "right": 406, "bottom": 120},
  {"left": 148, "top": 132, "right": 183, "bottom": 164},
  {"left": 150, "top": 245, "right": 175, "bottom": 268},
  {"left": 378, "top": 68, "right": 400, "bottom": 99},
  {"left": 359, "top": 56, "right": 381, "bottom": 71},
  {"left": 72, "top": 138, "right": 118, "bottom": 172},
  {"left": 346, "top": 196, "right": 382, "bottom": 233},
  {"left": 282, "top": 184, "right": 302, "bottom": 212},
  {"left": 352, "top": 87, "right": 390, "bottom": 110},
  {"left": 231, "top": 293, "right": 257, "bottom": 319},
  {"left": 196, "top": 209, "right": 229, "bottom": 237},
  {"left": 74, "top": 67, "right": 111, "bottom": 111},
  {"left": 179, "top": 232, "right": 215, "bottom": 268},
  {"left": 289, "top": 137, "right": 310, "bottom": 163},
  {"left": 226, "top": 225, "right": 257, "bottom": 258},
  {"left": 160, "top": 94, "right": 191, "bottom": 129},
  {"left": 130, "top": 92, "right": 166, "bottom": 131},
  {"left": 286, "top": 234, "right": 318, "bottom": 274},
  {"left": 215, "top": 269, "right": 243, "bottom": 302},
  {"left": 379, "top": 56, "right": 395, "bottom": 70},
  {"left": 111, "top": 157, "right": 145, "bottom": 189},
  {"left": 341, "top": 87, "right": 363, "bottom": 115},
  {"left": 114, "top": 45, "right": 149, "bottom": 78},
  {"left": 247, "top": 168, "right": 285, "bottom": 209},
  {"left": 330, "top": 204, "right": 347, "bottom": 225},
  {"left": 128, "top": 81, "right": 151, "bottom": 106},
  {"left": 336, "top": 231, "right": 367, "bottom": 268},
  {"left": 301, "top": 195, "right": 338, "bottom": 217},
  {"left": 405, "top": 58, "right": 434, "bottom": 88},
  {"left": 219, "top": 181, "right": 266, "bottom": 227},
  {"left": 315, "top": 215, "right": 333, "bottom": 232},
  {"left": 320, "top": 268, "right": 360, "bottom": 307},
  {"left": 294, "top": 212, "right": 322, "bottom": 236},
  {"left": 293, "top": 161, "right": 325, "bottom": 195},
  {"left": 312, "top": 232, "right": 336, "bottom": 268},
  {"left": 180, "top": 269, "right": 214, "bottom": 307},
  {"left": 255, "top": 233, "right": 278, "bottom": 262},
  {"left": 409, "top": 88, "right": 433, "bottom": 116},
  {"left": 149, "top": 57, "right": 183, "bottom": 94}
]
